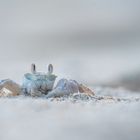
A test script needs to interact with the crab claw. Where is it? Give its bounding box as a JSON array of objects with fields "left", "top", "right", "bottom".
[
  {"left": 31, "top": 64, "right": 36, "bottom": 74},
  {"left": 48, "top": 64, "right": 53, "bottom": 74}
]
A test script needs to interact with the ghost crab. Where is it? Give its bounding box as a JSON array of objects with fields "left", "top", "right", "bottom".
[
  {"left": 22, "top": 64, "right": 57, "bottom": 96},
  {"left": 22, "top": 64, "right": 94, "bottom": 97}
]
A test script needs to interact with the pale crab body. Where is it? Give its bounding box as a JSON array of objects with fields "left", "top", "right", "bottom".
[{"left": 22, "top": 64, "right": 57, "bottom": 96}]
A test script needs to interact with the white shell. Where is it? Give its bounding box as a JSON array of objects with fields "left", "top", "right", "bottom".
[{"left": 46, "top": 79, "right": 79, "bottom": 98}]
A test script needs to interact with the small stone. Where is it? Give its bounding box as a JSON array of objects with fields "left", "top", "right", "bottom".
[{"left": 0, "top": 79, "right": 21, "bottom": 97}]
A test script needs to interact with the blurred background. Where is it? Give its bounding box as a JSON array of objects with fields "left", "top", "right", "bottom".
[{"left": 0, "top": 0, "right": 140, "bottom": 91}]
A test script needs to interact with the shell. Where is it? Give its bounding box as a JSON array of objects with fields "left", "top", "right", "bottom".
[
  {"left": 46, "top": 79, "right": 79, "bottom": 98},
  {"left": 46, "top": 79, "right": 95, "bottom": 98},
  {"left": 22, "top": 64, "right": 57, "bottom": 96},
  {"left": 0, "top": 79, "right": 21, "bottom": 97}
]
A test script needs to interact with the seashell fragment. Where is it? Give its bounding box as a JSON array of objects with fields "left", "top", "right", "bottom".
[
  {"left": 22, "top": 64, "right": 57, "bottom": 96},
  {"left": 0, "top": 79, "right": 21, "bottom": 97},
  {"left": 78, "top": 84, "right": 95, "bottom": 96},
  {"left": 46, "top": 79, "right": 79, "bottom": 98}
]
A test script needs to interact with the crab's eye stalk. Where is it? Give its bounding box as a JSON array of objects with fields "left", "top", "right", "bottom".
[
  {"left": 31, "top": 63, "right": 36, "bottom": 74},
  {"left": 48, "top": 64, "right": 53, "bottom": 74}
]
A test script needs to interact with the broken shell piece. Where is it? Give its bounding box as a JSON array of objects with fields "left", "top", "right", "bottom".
[
  {"left": 46, "top": 79, "right": 79, "bottom": 98},
  {"left": 0, "top": 79, "right": 21, "bottom": 97},
  {"left": 99, "top": 96, "right": 116, "bottom": 104},
  {"left": 22, "top": 64, "right": 57, "bottom": 96},
  {"left": 78, "top": 84, "right": 95, "bottom": 96}
]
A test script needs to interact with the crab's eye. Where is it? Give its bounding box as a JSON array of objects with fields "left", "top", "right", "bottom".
[
  {"left": 31, "top": 63, "right": 36, "bottom": 74},
  {"left": 48, "top": 64, "right": 53, "bottom": 74}
]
